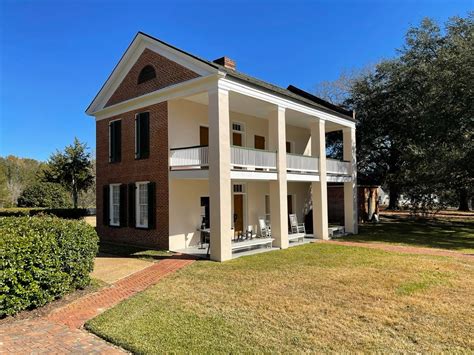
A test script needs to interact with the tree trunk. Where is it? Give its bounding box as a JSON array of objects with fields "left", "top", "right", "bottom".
[
  {"left": 387, "top": 185, "right": 400, "bottom": 210},
  {"left": 458, "top": 188, "right": 470, "bottom": 211},
  {"left": 73, "top": 188, "right": 78, "bottom": 209}
]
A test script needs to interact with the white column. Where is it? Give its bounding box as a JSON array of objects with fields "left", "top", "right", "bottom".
[
  {"left": 208, "top": 86, "right": 232, "bottom": 261},
  {"left": 311, "top": 119, "right": 329, "bottom": 239},
  {"left": 268, "top": 106, "right": 288, "bottom": 249},
  {"left": 343, "top": 127, "right": 358, "bottom": 234}
]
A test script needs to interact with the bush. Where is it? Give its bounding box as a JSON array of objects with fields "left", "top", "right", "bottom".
[
  {"left": 17, "top": 182, "right": 72, "bottom": 208},
  {"left": 0, "top": 208, "right": 89, "bottom": 219},
  {"left": 0, "top": 216, "right": 99, "bottom": 317}
]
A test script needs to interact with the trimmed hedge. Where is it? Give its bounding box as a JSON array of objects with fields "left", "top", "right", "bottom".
[
  {"left": 0, "top": 208, "right": 89, "bottom": 219},
  {"left": 0, "top": 216, "right": 99, "bottom": 317}
]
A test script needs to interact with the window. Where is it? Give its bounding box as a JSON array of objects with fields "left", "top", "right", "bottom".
[
  {"left": 136, "top": 182, "right": 149, "bottom": 228},
  {"left": 233, "top": 184, "right": 245, "bottom": 193},
  {"left": 264, "top": 195, "right": 271, "bottom": 222},
  {"left": 109, "top": 184, "right": 121, "bottom": 226},
  {"left": 109, "top": 120, "right": 121, "bottom": 163},
  {"left": 135, "top": 112, "right": 150, "bottom": 159},
  {"left": 137, "top": 65, "right": 156, "bottom": 84}
]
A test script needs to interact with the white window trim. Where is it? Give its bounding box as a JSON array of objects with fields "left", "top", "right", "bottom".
[
  {"left": 108, "top": 118, "right": 121, "bottom": 163},
  {"left": 135, "top": 181, "right": 150, "bottom": 228},
  {"left": 109, "top": 183, "right": 121, "bottom": 226}
]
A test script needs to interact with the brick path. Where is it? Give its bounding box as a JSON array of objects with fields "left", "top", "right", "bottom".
[
  {"left": 1, "top": 255, "right": 195, "bottom": 354},
  {"left": 319, "top": 240, "right": 474, "bottom": 260}
]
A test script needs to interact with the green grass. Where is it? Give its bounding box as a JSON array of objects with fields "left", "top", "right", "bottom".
[
  {"left": 86, "top": 243, "right": 474, "bottom": 353},
  {"left": 341, "top": 217, "right": 474, "bottom": 254},
  {"left": 98, "top": 241, "right": 174, "bottom": 261}
]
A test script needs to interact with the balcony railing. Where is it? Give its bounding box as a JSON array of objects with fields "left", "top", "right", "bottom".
[
  {"left": 326, "top": 158, "right": 351, "bottom": 175},
  {"left": 169, "top": 146, "right": 209, "bottom": 169},
  {"left": 231, "top": 146, "right": 277, "bottom": 170},
  {"left": 286, "top": 153, "right": 319, "bottom": 174}
]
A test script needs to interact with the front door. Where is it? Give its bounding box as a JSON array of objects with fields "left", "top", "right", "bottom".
[
  {"left": 200, "top": 126, "right": 209, "bottom": 146},
  {"left": 233, "top": 194, "right": 244, "bottom": 234},
  {"left": 233, "top": 132, "right": 243, "bottom": 146},
  {"left": 254, "top": 135, "right": 265, "bottom": 150},
  {"left": 287, "top": 195, "right": 294, "bottom": 231}
]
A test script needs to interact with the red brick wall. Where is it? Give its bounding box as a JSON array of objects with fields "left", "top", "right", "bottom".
[
  {"left": 105, "top": 48, "right": 200, "bottom": 107},
  {"left": 96, "top": 102, "right": 169, "bottom": 249}
]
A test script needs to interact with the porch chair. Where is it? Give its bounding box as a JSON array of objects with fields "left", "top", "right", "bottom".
[
  {"left": 258, "top": 217, "right": 272, "bottom": 238},
  {"left": 288, "top": 214, "right": 306, "bottom": 243}
]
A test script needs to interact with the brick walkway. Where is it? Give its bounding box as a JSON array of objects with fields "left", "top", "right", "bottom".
[
  {"left": 319, "top": 240, "right": 474, "bottom": 260},
  {"left": 1, "top": 255, "right": 195, "bottom": 354}
]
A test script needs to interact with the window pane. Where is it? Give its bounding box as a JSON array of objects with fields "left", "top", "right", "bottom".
[{"left": 138, "top": 183, "right": 148, "bottom": 227}]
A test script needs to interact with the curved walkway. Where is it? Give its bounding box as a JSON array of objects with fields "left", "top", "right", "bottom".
[
  {"left": 318, "top": 240, "right": 473, "bottom": 260},
  {"left": 0, "top": 255, "right": 195, "bottom": 354}
]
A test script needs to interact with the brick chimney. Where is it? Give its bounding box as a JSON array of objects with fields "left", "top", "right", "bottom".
[{"left": 213, "top": 56, "right": 236, "bottom": 70}]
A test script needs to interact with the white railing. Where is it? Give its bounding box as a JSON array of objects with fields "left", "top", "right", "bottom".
[
  {"left": 169, "top": 146, "right": 209, "bottom": 169},
  {"left": 326, "top": 158, "right": 351, "bottom": 175},
  {"left": 231, "top": 146, "right": 277, "bottom": 170},
  {"left": 286, "top": 154, "right": 319, "bottom": 174}
]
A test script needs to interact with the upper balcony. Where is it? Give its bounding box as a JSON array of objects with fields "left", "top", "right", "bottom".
[{"left": 169, "top": 145, "right": 351, "bottom": 181}]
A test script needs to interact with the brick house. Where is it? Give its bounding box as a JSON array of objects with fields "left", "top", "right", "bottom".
[{"left": 86, "top": 32, "right": 358, "bottom": 261}]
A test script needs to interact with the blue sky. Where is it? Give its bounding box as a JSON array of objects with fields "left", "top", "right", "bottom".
[{"left": 0, "top": 0, "right": 471, "bottom": 161}]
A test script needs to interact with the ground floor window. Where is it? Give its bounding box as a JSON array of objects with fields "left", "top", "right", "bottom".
[
  {"left": 110, "top": 184, "right": 121, "bottom": 226},
  {"left": 136, "top": 182, "right": 149, "bottom": 228}
]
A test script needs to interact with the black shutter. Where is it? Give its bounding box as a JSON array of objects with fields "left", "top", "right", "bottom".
[
  {"left": 147, "top": 182, "right": 156, "bottom": 229},
  {"left": 135, "top": 113, "right": 149, "bottom": 160},
  {"left": 135, "top": 116, "right": 140, "bottom": 159},
  {"left": 103, "top": 185, "right": 110, "bottom": 226},
  {"left": 128, "top": 183, "right": 136, "bottom": 228},
  {"left": 140, "top": 113, "right": 150, "bottom": 159},
  {"left": 114, "top": 120, "right": 122, "bottom": 162},
  {"left": 119, "top": 184, "right": 127, "bottom": 227}
]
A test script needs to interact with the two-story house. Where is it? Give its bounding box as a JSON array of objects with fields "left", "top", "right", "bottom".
[{"left": 86, "top": 32, "right": 358, "bottom": 262}]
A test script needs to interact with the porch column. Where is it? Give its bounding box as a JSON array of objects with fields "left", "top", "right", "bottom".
[
  {"left": 343, "top": 127, "right": 358, "bottom": 234},
  {"left": 311, "top": 119, "right": 329, "bottom": 239},
  {"left": 208, "top": 86, "right": 232, "bottom": 261},
  {"left": 268, "top": 106, "right": 289, "bottom": 249}
]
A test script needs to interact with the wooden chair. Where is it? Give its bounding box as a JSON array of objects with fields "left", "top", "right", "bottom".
[
  {"left": 288, "top": 214, "right": 305, "bottom": 243},
  {"left": 258, "top": 217, "right": 272, "bottom": 238}
]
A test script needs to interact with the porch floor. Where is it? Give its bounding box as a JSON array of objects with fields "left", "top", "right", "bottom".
[{"left": 172, "top": 236, "right": 315, "bottom": 260}]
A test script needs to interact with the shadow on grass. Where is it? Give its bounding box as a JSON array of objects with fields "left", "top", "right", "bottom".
[
  {"left": 98, "top": 242, "right": 193, "bottom": 261},
  {"left": 341, "top": 216, "right": 474, "bottom": 252}
]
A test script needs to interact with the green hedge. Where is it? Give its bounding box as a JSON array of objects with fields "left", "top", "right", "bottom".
[
  {"left": 0, "top": 216, "right": 99, "bottom": 317},
  {"left": 0, "top": 208, "right": 89, "bottom": 219}
]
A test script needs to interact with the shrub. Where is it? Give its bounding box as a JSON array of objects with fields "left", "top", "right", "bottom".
[
  {"left": 0, "top": 216, "right": 99, "bottom": 317},
  {"left": 17, "top": 182, "right": 72, "bottom": 208},
  {"left": 0, "top": 208, "right": 89, "bottom": 219}
]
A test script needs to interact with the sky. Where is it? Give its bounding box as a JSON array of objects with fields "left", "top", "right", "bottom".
[{"left": 0, "top": 0, "right": 471, "bottom": 161}]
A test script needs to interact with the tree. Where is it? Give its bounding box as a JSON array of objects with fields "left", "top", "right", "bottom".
[
  {"left": 44, "top": 138, "right": 94, "bottom": 209},
  {"left": 319, "top": 14, "right": 473, "bottom": 210},
  {"left": 17, "top": 181, "right": 72, "bottom": 208},
  {"left": 0, "top": 156, "right": 45, "bottom": 207}
]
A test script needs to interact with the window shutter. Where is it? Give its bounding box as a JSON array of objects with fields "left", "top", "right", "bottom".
[
  {"left": 114, "top": 120, "right": 122, "bottom": 162},
  {"left": 140, "top": 113, "right": 150, "bottom": 159},
  {"left": 135, "top": 113, "right": 150, "bottom": 160},
  {"left": 103, "top": 185, "right": 110, "bottom": 226},
  {"left": 135, "top": 116, "right": 140, "bottom": 159},
  {"left": 128, "top": 183, "right": 136, "bottom": 228},
  {"left": 147, "top": 182, "right": 156, "bottom": 229},
  {"left": 119, "top": 184, "right": 127, "bottom": 227}
]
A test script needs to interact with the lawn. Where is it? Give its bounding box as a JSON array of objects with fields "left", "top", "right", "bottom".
[
  {"left": 342, "top": 216, "right": 474, "bottom": 254},
  {"left": 86, "top": 243, "right": 473, "bottom": 353}
]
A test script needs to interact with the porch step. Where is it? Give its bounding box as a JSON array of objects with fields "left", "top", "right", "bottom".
[
  {"left": 231, "top": 237, "right": 274, "bottom": 252},
  {"left": 328, "top": 226, "right": 346, "bottom": 238}
]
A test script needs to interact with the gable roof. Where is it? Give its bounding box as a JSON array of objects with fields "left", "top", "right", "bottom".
[{"left": 87, "top": 32, "right": 355, "bottom": 122}]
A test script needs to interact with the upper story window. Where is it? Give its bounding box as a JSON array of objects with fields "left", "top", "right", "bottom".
[
  {"left": 135, "top": 112, "right": 150, "bottom": 159},
  {"left": 137, "top": 65, "right": 156, "bottom": 84},
  {"left": 109, "top": 119, "right": 122, "bottom": 163},
  {"left": 109, "top": 184, "right": 121, "bottom": 226}
]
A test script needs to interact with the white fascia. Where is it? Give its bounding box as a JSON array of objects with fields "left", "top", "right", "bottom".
[{"left": 219, "top": 77, "right": 356, "bottom": 128}]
